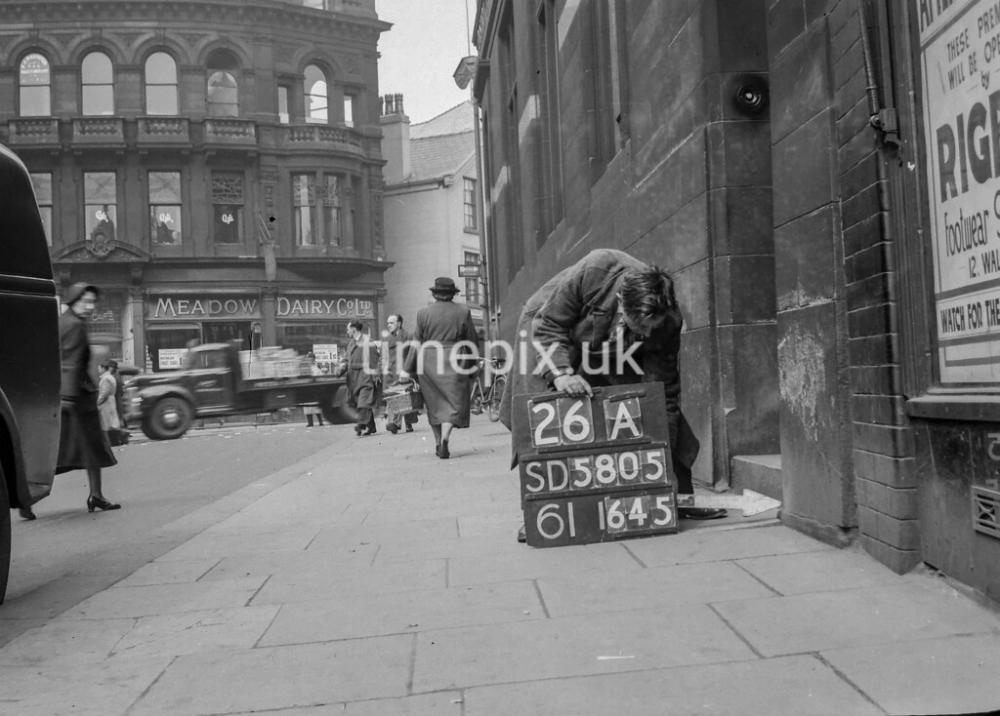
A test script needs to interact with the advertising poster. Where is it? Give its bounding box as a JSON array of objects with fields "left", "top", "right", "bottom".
[
  {"left": 157, "top": 348, "right": 187, "bottom": 370},
  {"left": 920, "top": 0, "right": 1000, "bottom": 382}
]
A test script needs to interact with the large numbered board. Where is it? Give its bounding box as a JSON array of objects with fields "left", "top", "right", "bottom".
[
  {"left": 512, "top": 383, "right": 677, "bottom": 547},
  {"left": 524, "top": 488, "right": 678, "bottom": 547}
]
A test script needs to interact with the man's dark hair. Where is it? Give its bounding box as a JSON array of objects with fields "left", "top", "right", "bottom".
[
  {"left": 347, "top": 320, "right": 364, "bottom": 332},
  {"left": 620, "top": 266, "right": 676, "bottom": 320},
  {"left": 388, "top": 314, "right": 403, "bottom": 324}
]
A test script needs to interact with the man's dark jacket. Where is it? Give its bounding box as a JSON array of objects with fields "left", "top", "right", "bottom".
[{"left": 499, "top": 249, "right": 699, "bottom": 468}]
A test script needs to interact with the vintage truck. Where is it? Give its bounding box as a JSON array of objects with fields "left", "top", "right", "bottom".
[{"left": 124, "top": 342, "right": 358, "bottom": 440}]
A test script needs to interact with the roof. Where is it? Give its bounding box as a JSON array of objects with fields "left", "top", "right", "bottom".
[
  {"left": 401, "top": 101, "right": 476, "bottom": 183},
  {"left": 410, "top": 101, "right": 474, "bottom": 138}
]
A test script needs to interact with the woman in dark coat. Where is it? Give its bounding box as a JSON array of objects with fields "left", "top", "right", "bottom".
[
  {"left": 402, "top": 277, "right": 479, "bottom": 459},
  {"left": 56, "top": 283, "right": 121, "bottom": 512}
]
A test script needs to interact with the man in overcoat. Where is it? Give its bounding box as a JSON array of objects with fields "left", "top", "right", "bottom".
[
  {"left": 382, "top": 314, "right": 418, "bottom": 434},
  {"left": 500, "top": 248, "right": 725, "bottom": 521},
  {"left": 336, "top": 321, "right": 380, "bottom": 436}
]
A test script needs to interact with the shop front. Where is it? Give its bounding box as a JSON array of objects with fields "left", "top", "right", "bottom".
[{"left": 143, "top": 291, "right": 378, "bottom": 372}]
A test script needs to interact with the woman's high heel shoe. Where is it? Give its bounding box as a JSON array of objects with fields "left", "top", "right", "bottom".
[
  {"left": 87, "top": 495, "right": 121, "bottom": 512},
  {"left": 438, "top": 439, "right": 450, "bottom": 459}
]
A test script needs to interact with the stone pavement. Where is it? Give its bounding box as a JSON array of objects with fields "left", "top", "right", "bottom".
[{"left": 2, "top": 417, "right": 999, "bottom": 715}]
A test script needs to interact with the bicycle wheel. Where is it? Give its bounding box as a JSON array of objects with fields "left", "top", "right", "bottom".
[
  {"left": 470, "top": 381, "right": 484, "bottom": 415},
  {"left": 487, "top": 374, "right": 506, "bottom": 422}
]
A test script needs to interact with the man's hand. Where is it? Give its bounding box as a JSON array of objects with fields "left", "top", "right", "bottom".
[{"left": 553, "top": 373, "right": 592, "bottom": 397}]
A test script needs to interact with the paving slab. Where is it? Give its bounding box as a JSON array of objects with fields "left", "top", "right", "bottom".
[
  {"left": 411, "top": 604, "right": 756, "bottom": 692},
  {"left": 250, "top": 557, "right": 447, "bottom": 604},
  {"left": 714, "top": 580, "right": 1000, "bottom": 656},
  {"left": 115, "top": 558, "right": 220, "bottom": 587},
  {"left": 0, "top": 654, "right": 170, "bottom": 716},
  {"left": 259, "top": 579, "right": 543, "bottom": 645},
  {"left": 61, "top": 577, "right": 265, "bottom": 619},
  {"left": 129, "top": 636, "right": 414, "bottom": 715},
  {"left": 306, "top": 518, "right": 459, "bottom": 550},
  {"left": 199, "top": 545, "right": 378, "bottom": 582},
  {"left": 372, "top": 534, "right": 529, "bottom": 563},
  {"left": 155, "top": 525, "right": 321, "bottom": 561},
  {"left": 0, "top": 616, "right": 135, "bottom": 666},
  {"left": 822, "top": 632, "right": 1000, "bottom": 715},
  {"left": 230, "top": 691, "right": 464, "bottom": 715},
  {"left": 736, "top": 545, "right": 910, "bottom": 595},
  {"left": 462, "top": 654, "right": 882, "bottom": 716},
  {"left": 108, "top": 604, "right": 279, "bottom": 660},
  {"left": 624, "top": 523, "right": 833, "bottom": 566},
  {"left": 447, "top": 541, "right": 643, "bottom": 586},
  {"left": 538, "top": 560, "right": 777, "bottom": 617}
]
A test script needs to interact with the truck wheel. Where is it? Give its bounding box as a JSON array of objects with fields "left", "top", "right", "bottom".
[
  {"left": 145, "top": 397, "right": 193, "bottom": 440},
  {"left": 0, "top": 462, "right": 11, "bottom": 604}
]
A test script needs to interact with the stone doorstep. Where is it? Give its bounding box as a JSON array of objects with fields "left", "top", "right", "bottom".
[{"left": 730, "top": 454, "right": 782, "bottom": 501}]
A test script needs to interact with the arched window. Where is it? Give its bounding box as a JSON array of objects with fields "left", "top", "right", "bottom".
[
  {"left": 304, "top": 65, "right": 328, "bottom": 124},
  {"left": 82, "top": 51, "right": 115, "bottom": 115},
  {"left": 19, "top": 53, "right": 51, "bottom": 117},
  {"left": 206, "top": 49, "right": 240, "bottom": 117},
  {"left": 145, "top": 52, "right": 178, "bottom": 115}
]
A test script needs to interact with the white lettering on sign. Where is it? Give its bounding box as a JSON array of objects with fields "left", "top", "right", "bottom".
[
  {"left": 276, "top": 296, "right": 375, "bottom": 318},
  {"left": 153, "top": 297, "right": 259, "bottom": 318},
  {"left": 606, "top": 399, "right": 642, "bottom": 440},
  {"left": 521, "top": 447, "right": 669, "bottom": 495},
  {"left": 920, "top": 0, "right": 1000, "bottom": 382},
  {"left": 528, "top": 397, "right": 596, "bottom": 448}
]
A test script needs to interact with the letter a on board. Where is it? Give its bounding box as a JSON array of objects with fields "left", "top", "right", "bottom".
[{"left": 608, "top": 401, "right": 641, "bottom": 440}]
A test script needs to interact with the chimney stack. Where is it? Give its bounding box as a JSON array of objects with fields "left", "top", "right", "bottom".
[{"left": 379, "top": 92, "right": 410, "bottom": 184}]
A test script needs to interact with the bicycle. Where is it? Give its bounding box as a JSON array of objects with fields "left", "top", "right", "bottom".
[{"left": 469, "top": 357, "right": 506, "bottom": 422}]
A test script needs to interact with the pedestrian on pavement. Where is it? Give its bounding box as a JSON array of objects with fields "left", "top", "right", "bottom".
[
  {"left": 97, "top": 359, "right": 121, "bottom": 437},
  {"left": 500, "top": 249, "right": 725, "bottom": 535},
  {"left": 20, "top": 283, "right": 121, "bottom": 519},
  {"left": 400, "top": 277, "right": 479, "bottom": 459},
  {"left": 302, "top": 352, "right": 325, "bottom": 427},
  {"left": 382, "top": 313, "right": 418, "bottom": 434},
  {"left": 334, "top": 321, "right": 380, "bottom": 436}
]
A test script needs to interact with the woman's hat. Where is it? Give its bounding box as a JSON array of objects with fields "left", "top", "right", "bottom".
[
  {"left": 64, "top": 282, "right": 100, "bottom": 306},
  {"left": 429, "top": 277, "right": 460, "bottom": 294}
]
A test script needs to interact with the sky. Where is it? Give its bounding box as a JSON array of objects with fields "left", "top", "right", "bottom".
[{"left": 375, "top": 0, "right": 476, "bottom": 124}]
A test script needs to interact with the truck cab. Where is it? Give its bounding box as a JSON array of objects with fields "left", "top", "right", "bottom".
[{"left": 0, "top": 143, "right": 61, "bottom": 602}]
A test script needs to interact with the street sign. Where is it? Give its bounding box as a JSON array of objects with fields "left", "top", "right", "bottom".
[
  {"left": 513, "top": 383, "right": 678, "bottom": 547},
  {"left": 458, "top": 264, "right": 481, "bottom": 278}
]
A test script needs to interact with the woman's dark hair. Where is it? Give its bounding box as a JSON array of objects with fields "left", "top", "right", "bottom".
[
  {"left": 431, "top": 290, "right": 456, "bottom": 302},
  {"left": 619, "top": 266, "right": 676, "bottom": 320}
]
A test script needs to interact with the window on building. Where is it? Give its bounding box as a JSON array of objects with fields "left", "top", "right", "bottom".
[
  {"left": 323, "top": 175, "right": 342, "bottom": 246},
  {"left": 292, "top": 173, "right": 317, "bottom": 246},
  {"left": 463, "top": 177, "right": 477, "bottom": 231},
  {"left": 212, "top": 171, "right": 244, "bottom": 244},
  {"left": 84, "top": 172, "right": 117, "bottom": 242},
  {"left": 343, "top": 94, "right": 354, "bottom": 127},
  {"left": 206, "top": 49, "right": 240, "bottom": 117},
  {"left": 30, "top": 173, "right": 53, "bottom": 246},
  {"left": 145, "top": 51, "right": 178, "bottom": 115},
  {"left": 536, "top": 0, "right": 564, "bottom": 239},
  {"left": 81, "top": 51, "right": 115, "bottom": 116},
  {"left": 278, "top": 86, "right": 290, "bottom": 124},
  {"left": 19, "top": 53, "right": 51, "bottom": 117},
  {"left": 149, "top": 171, "right": 182, "bottom": 245},
  {"left": 304, "top": 65, "right": 328, "bottom": 124},
  {"left": 464, "top": 251, "right": 481, "bottom": 305}
]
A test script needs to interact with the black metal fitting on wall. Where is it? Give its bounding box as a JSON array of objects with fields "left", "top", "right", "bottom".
[{"left": 730, "top": 74, "right": 769, "bottom": 118}]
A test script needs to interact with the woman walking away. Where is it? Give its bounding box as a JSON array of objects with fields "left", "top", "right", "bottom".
[
  {"left": 55, "top": 283, "right": 120, "bottom": 513},
  {"left": 401, "top": 277, "right": 478, "bottom": 459}
]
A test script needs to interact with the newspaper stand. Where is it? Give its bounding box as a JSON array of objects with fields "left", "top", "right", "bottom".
[{"left": 512, "top": 382, "right": 678, "bottom": 548}]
